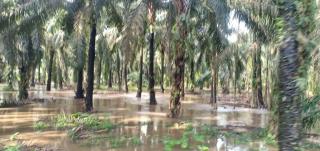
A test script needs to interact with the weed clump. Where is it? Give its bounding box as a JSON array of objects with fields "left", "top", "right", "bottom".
[
  {"left": 33, "top": 121, "right": 49, "bottom": 131},
  {"left": 52, "top": 112, "right": 115, "bottom": 131}
]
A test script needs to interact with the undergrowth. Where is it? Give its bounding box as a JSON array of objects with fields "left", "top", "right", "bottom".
[
  {"left": 52, "top": 112, "right": 114, "bottom": 131},
  {"left": 33, "top": 121, "right": 49, "bottom": 131},
  {"left": 3, "top": 144, "right": 20, "bottom": 151},
  {"left": 162, "top": 123, "right": 277, "bottom": 151}
]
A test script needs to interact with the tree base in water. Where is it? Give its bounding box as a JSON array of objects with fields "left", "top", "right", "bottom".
[
  {"left": 136, "top": 91, "right": 142, "bottom": 98},
  {"left": 75, "top": 90, "right": 85, "bottom": 99}
]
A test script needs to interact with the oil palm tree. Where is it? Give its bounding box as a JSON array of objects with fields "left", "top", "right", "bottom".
[
  {"left": 147, "top": 0, "right": 157, "bottom": 105},
  {"left": 277, "top": 0, "right": 318, "bottom": 149},
  {"left": 230, "top": 0, "right": 277, "bottom": 108},
  {"left": 168, "top": 0, "right": 189, "bottom": 118},
  {"left": 0, "top": 0, "right": 84, "bottom": 100},
  {"left": 277, "top": 0, "right": 301, "bottom": 149}
]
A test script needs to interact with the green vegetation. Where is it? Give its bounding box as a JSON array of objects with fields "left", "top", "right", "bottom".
[
  {"left": 163, "top": 124, "right": 277, "bottom": 151},
  {"left": 52, "top": 113, "right": 114, "bottom": 130},
  {"left": 197, "top": 145, "right": 209, "bottom": 151},
  {"left": 3, "top": 145, "right": 20, "bottom": 151},
  {"left": 33, "top": 121, "right": 49, "bottom": 131},
  {"left": 162, "top": 124, "right": 320, "bottom": 151},
  {"left": 109, "top": 137, "right": 127, "bottom": 148},
  {"left": 79, "top": 135, "right": 142, "bottom": 149},
  {"left": 130, "top": 136, "right": 142, "bottom": 146}
]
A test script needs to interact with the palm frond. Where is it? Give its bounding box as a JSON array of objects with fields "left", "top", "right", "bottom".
[{"left": 0, "top": 0, "right": 65, "bottom": 34}]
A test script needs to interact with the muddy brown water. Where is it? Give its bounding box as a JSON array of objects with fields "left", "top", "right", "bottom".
[{"left": 0, "top": 86, "right": 273, "bottom": 151}]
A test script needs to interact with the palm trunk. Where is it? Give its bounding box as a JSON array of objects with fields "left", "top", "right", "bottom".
[
  {"left": 265, "top": 48, "right": 270, "bottom": 109},
  {"left": 75, "top": 41, "right": 85, "bottom": 98},
  {"left": 57, "top": 66, "right": 63, "bottom": 89},
  {"left": 38, "top": 63, "right": 41, "bottom": 84},
  {"left": 210, "top": 74, "right": 214, "bottom": 103},
  {"left": 181, "top": 64, "right": 185, "bottom": 98},
  {"left": 169, "top": 42, "right": 185, "bottom": 117},
  {"left": 190, "top": 61, "right": 195, "bottom": 92},
  {"left": 46, "top": 50, "right": 55, "bottom": 91},
  {"left": 8, "top": 66, "right": 14, "bottom": 90},
  {"left": 124, "top": 63, "right": 129, "bottom": 93},
  {"left": 75, "top": 68, "right": 84, "bottom": 98},
  {"left": 160, "top": 45, "right": 165, "bottom": 93},
  {"left": 169, "top": 0, "right": 187, "bottom": 116},
  {"left": 278, "top": 1, "right": 302, "bottom": 150},
  {"left": 31, "top": 67, "right": 35, "bottom": 87},
  {"left": 149, "top": 32, "right": 157, "bottom": 105},
  {"left": 104, "top": 59, "right": 109, "bottom": 86},
  {"left": 18, "top": 63, "right": 28, "bottom": 100},
  {"left": 214, "top": 64, "right": 218, "bottom": 104},
  {"left": 137, "top": 46, "right": 143, "bottom": 98},
  {"left": 256, "top": 43, "right": 264, "bottom": 108},
  {"left": 210, "top": 51, "right": 218, "bottom": 104},
  {"left": 96, "top": 57, "right": 102, "bottom": 89},
  {"left": 234, "top": 48, "right": 238, "bottom": 107},
  {"left": 108, "top": 65, "right": 113, "bottom": 88},
  {"left": 85, "top": 7, "right": 96, "bottom": 112},
  {"left": 117, "top": 53, "right": 122, "bottom": 91},
  {"left": 169, "top": 0, "right": 188, "bottom": 118},
  {"left": 53, "top": 64, "right": 57, "bottom": 89},
  {"left": 18, "top": 36, "right": 33, "bottom": 100},
  {"left": 252, "top": 43, "right": 265, "bottom": 108},
  {"left": 59, "top": 48, "right": 68, "bottom": 85}
]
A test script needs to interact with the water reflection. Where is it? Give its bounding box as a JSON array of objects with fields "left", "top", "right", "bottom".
[{"left": 0, "top": 90, "right": 271, "bottom": 150}]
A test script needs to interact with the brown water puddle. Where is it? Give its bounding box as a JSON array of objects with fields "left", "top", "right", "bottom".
[{"left": 0, "top": 89, "right": 273, "bottom": 151}]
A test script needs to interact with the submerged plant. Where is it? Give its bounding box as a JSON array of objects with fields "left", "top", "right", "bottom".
[
  {"left": 197, "top": 145, "right": 209, "bottom": 151},
  {"left": 110, "top": 137, "right": 127, "bottom": 148},
  {"left": 53, "top": 113, "right": 75, "bottom": 129},
  {"left": 130, "top": 136, "right": 142, "bottom": 145},
  {"left": 33, "top": 121, "right": 49, "bottom": 131},
  {"left": 163, "top": 137, "right": 183, "bottom": 151},
  {"left": 52, "top": 112, "right": 114, "bottom": 131},
  {"left": 199, "top": 124, "right": 219, "bottom": 137},
  {"left": 162, "top": 124, "right": 279, "bottom": 151}
]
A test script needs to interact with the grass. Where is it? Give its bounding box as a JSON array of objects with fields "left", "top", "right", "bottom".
[
  {"left": 162, "top": 124, "right": 278, "bottom": 151},
  {"left": 33, "top": 121, "right": 49, "bottom": 131},
  {"left": 52, "top": 112, "right": 114, "bottom": 131},
  {"left": 42, "top": 113, "right": 142, "bottom": 148},
  {"left": 163, "top": 124, "right": 196, "bottom": 151},
  {"left": 110, "top": 137, "right": 127, "bottom": 148},
  {"left": 197, "top": 145, "right": 209, "bottom": 151},
  {"left": 163, "top": 124, "right": 320, "bottom": 150},
  {"left": 4, "top": 144, "right": 20, "bottom": 151},
  {"left": 79, "top": 135, "right": 142, "bottom": 148}
]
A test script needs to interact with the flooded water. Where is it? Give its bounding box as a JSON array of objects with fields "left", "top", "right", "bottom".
[{"left": 0, "top": 86, "right": 274, "bottom": 151}]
